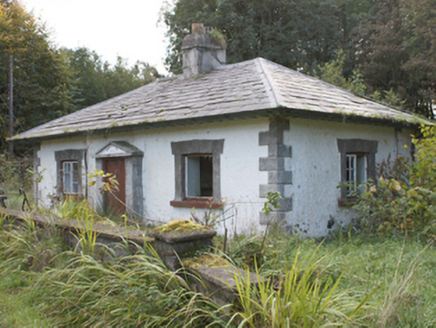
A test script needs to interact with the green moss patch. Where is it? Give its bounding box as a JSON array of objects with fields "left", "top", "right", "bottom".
[{"left": 183, "top": 254, "right": 232, "bottom": 270}]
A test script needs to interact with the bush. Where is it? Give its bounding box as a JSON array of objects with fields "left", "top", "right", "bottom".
[
  {"left": 353, "top": 125, "right": 436, "bottom": 238},
  {"left": 0, "top": 152, "right": 33, "bottom": 191},
  {"left": 0, "top": 152, "right": 34, "bottom": 209}
]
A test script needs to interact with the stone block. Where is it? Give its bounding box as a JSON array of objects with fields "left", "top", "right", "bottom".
[
  {"left": 268, "top": 171, "right": 292, "bottom": 184},
  {"left": 259, "top": 184, "right": 285, "bottom": 198},
  {"left": 258, "top": 131, "right": 271, "bottom": 146},
  {"left": 259, "top": 157, "right": 285, "bottom": 171},
  {"left": 268, "top": 144, "right": 292, "bottom": 158}
]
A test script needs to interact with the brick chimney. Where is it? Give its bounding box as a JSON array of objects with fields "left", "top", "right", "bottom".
[{"left": 182, "top": 23, "right": 226, "bottom": 78}]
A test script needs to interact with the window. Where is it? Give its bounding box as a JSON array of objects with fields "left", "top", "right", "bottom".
[
  {"left": 185, "top": 155, "right": 213, "bottom": 198},
  {"left": 345, "top": 153, "right": 367, "bottom": 196},
  {"left": 55, "top": 149, "right": 85, "bottom": 197},
  {"left": 62, "top": 161, "right": 79, "bottom": 194},
  {"left": 171, "top": 139, "right": 224, "bottom": 208},
  {"left": 337, "top": 139, "right": 377, "bottom": 205}
]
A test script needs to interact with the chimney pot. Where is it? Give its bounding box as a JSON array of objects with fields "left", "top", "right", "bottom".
[{"left": 191, "top": 23, "right": 204, "bottom": 34}]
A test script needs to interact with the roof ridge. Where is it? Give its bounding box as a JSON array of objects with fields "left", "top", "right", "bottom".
[{"left": 255, "top": 58, "right": 280, "bottom": 108}]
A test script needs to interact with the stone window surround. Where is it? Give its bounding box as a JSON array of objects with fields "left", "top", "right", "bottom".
[
  {"left": 54, "top": 149, "right": 85, "bottom": 197},
  {"left": 337, "top": 138, "right": 378, "bottom": 204},
  {"left": 170, "top": 139, "right": 224, "bottom": 209}
]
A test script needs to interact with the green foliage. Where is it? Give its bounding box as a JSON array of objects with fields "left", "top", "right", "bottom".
[
  {"left": 0, "top": 218, "right": 66, "bottom": 273},
  {"left": 0, "top": 2, "right": 161, "bottom": 155},
  {"left": 353, "top": 125, "right": 436, "bottom": 238},
  {"left": 162, "top": 0, "right": 349, "bottom": 75},
  {"left": 0, "top": 151, "right": 33, "bottom": 209},
  {"left": 261, "top": 191, "right": 282, "bottom": 216},
  {"left": 1, "top": 213, "right": 436, "bottom": 326},
  {"left": 88, "top": 168, "right": 120, "bottom": 194},
  {"left": 53, "top": 197, "right": 100, "bottom": 221},
  {"left": 316, "top": 50, "right": 366, "bottom": 95},
  {"left": 163, "top": 0, "right": 434, "bottom": 118},
  {"left": 36, "top": 249, "right": 225, "bottom": 327},
  {"left": 65, "top": 47, "right": 162, "bottom": 109},
  {"left": 0, "top": 1, "right": 78, "bottom": 152},
  {"left": 356, "top": 0, "right": 436, "bottom": 118},
  {"left": 230, "top": 247, "right": 374, "bottom": 327}
]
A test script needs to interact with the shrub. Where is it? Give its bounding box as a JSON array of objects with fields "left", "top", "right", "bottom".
[
  {"left": 353, "top": 125, "right": 436, "bottom": 238},
  {"left": 0, "top": 152, "right": 34, "bottom": 209}
]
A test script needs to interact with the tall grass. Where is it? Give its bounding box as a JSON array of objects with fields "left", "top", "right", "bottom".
[
  {"left": 1, "top": 208, "right": 435, "bottom": 327},
  {"left": 0, "top": 217, "right": 227, "bottom": 327},
  {"left": 36, "top": 248, "right": 227, "bottom": 327},
  {"left": 229, "top": 247, "right": 375, "bottom": 327}
]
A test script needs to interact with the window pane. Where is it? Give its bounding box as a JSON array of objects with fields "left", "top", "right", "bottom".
[
  {"left": 186, "top": 156, "right": 201, "bottom": 197},
  {"left": 356, "top": 155, "right": 367, "bottom": 184},
  {"left": 356, "top": 155, "right": 367, "bottom": 194},
  {"left": 346, "top": 154, "right": 356, "bottom": 195},
  {"left": 63, "top": 161, "right": 79, "bottom": 194},
  {"left": 199, "top": 156, "right": 213, "bottom": 197},
  {"left": 185, "top": 155, "right": 213, "bottom": 197}
]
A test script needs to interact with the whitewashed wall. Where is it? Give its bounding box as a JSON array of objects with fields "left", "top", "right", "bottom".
[
  {"left": 36, "top": 118, "right": 269, "bottom": 236},
  {"left": 284, "top": 118, "right": 412, "bottom": 237},
  {"left": 35, "top": 116, "right": 412, "bottom": 237}
]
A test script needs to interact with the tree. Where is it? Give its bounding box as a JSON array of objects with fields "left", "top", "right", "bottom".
[
  {"left": 0, "top": 0, "right": 77, "bottom": 152},
  {"left": 162, "top": 0, "right": 346, "bottom": 75},
  {"left": 356, "top": 0, "right": 436, "bottom": 118},
  {"left": 163, "top": 0, "right": 435, "bottom": 118},
  {"left": 0, "top": 1, "right": 162, "bottom": 154},
  {"left": 64, "top": 47, "right": 161, "bottom": 109}
]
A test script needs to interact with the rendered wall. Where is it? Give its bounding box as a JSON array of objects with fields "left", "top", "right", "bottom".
[
  {"left": 281, "top": 118, "right": 412, "bottom": 237},
  {"left": 36, "top": 118, "right": 269, "bottom": 236},
  {"left": 35, "top": 116, "right": 412, "bottom": 237}
]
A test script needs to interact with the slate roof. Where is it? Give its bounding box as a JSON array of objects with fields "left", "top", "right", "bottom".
[{"left": 14, "top": 58, "right": 426, "bottom": 141}]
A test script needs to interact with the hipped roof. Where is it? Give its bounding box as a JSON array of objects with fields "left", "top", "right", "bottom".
[{"left": 14, "top": 58, "right": 428, "bottom": 141}]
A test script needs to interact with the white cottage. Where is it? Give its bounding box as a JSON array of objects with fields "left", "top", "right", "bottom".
[{"left": 14, "top": 24, "right": 426, "bottom": 237}]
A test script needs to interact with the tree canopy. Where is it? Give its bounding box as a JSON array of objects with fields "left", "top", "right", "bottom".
[
  {"left": 0, "top": 0, "right": 76, "bottom": 152},
  {"left": 163, "top": 0, "right": 435, "bottom": 118},
  {"left": 0, "top": 0, "right": 160, "bottom": 154}
]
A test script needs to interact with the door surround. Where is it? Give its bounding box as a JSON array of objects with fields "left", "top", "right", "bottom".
[{"left": 95, "top": 141, "right": 144, "bottom": 218}]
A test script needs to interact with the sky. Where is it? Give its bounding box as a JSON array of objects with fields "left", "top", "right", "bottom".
[{"left": 20, "top": 0, "right": 171, "bottom": 74}]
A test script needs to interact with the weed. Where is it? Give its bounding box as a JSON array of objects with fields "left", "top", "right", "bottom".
[{"left": 229, "top": 246, "right": 375, "bottom": 327}]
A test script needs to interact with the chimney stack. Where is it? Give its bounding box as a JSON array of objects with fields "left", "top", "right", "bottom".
[{"left": 182, "top": 23, "right": 226, "bottom": 78}]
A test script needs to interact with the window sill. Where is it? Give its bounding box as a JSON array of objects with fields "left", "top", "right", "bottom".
[
  {"left": 338, "top": 197, "right": 357, "bottom": 208},
  {"left": 170, "top": 199, "right": 223, "bottom": 209}
]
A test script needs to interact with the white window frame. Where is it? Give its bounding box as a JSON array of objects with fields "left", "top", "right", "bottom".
[
  {"left": 346, "top": 153, "right": 367, "bottom": 196},
  {"left": 62, "top": 161, "right": 79, "bottom": 194}
]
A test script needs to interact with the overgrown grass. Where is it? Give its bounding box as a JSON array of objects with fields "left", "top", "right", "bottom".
[
  {"left": 0, "top": 217, "right": 226, "bottom": 327},
  {"left": 0, "top": 212, "right": 434, "bottom": 327},
  {"left": 229, "top": 227, "right": 436, "bottom": 327}
]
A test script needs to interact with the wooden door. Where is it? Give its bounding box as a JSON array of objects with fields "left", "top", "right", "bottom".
[{"left": 102, "top": 158, "right": 126, "bottom": 215}]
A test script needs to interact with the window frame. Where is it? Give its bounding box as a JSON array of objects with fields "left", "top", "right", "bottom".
[
  {"left": 345, "top": 152, "right": 367, "bottom": 196},
  {"left": 55, "top": 149, "right": 85, "bottom": 198},
  {"left": 337, "top": 139, "right": 377, "bottom": 205},
  {"left": 171, "top": 139, "right": 224, "bottom": 209},
  {"left": 62, "top": 160, "right": 80, "bottom": 194}
]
